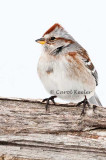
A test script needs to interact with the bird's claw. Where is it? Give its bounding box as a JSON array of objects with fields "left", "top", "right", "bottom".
[
  {"left": 42, "top": 96, "right": 57, "bottom": 111},
  {"left": 76, "top": 96, "right": 90, "bottom": 115}
]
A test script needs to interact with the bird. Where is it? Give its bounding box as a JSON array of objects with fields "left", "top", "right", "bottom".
[{"left": 36, "top": 23, "right": 102, "bottom": 114}]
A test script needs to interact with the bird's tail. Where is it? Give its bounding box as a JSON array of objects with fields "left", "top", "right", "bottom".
[{"left": 89, "top": 92, "right": 102, "bottom": 106}]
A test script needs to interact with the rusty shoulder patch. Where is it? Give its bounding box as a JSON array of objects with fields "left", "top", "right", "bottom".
[
  {"left": 65, "top": 52, "right": 77, "bottom": 63},
  {"left": 68, "top": 52, "right": 77, "bottom": 57}
]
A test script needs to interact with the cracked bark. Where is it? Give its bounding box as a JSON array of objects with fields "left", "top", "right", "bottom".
[{"left": 0, "top": 97, "right": 106, "bottom": 160}]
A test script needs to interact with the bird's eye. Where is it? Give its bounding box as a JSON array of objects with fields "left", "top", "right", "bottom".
[{"left": 50, "top": 37, "right": 56, "bottom": 40}]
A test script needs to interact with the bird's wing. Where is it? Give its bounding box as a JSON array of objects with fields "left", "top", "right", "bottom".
[{"left": 77, "top": 48, "right": 98, "bottom": 86}]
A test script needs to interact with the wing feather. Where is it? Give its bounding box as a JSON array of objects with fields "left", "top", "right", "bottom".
[{"left": 77, "top": 49, "right": 98, "bottom": 86}]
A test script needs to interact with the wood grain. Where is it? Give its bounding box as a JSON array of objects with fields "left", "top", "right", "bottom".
[{"left": 0, "top": 97, "right": 106, "bottom": 160}]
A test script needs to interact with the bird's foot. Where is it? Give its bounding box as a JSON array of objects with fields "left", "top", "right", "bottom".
[
  {"left": 42, "top": 96, "right": 57, "bottom": 111},
  {"left": 93, "top": 105, "right": 97, "bottom": 112},
  {"left": 76, "top": 96, "right": 90, "bottom": 115}
]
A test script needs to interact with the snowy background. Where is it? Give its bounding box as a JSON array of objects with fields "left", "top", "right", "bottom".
[{"left": 0, "top": 0, "right": 106, "bottom": 106}]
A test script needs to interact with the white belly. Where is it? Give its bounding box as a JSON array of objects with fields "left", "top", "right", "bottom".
[{"left": 37, "top": 53, "right": 96, "bottom": 103}]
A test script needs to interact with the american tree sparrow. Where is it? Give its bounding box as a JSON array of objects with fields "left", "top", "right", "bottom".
[{"left": 36, "top": 23, "right": 102, "bottom": 114}]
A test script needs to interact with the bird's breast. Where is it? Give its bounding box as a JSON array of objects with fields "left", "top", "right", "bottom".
[{"left": 37, "top": 52, "right": 96, "bottom": 102}]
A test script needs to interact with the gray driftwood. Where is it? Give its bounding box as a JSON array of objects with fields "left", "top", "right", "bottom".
[{"left": 0, "top": 97, "right": 106, "bottom": 160}]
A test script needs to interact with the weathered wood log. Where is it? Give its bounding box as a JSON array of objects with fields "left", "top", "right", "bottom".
[{"left": 0, "top": 97, "right": 106, "bottom": 160}]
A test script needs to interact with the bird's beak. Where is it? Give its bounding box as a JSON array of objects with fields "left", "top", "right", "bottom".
[{"left": 35, "top": 38, "right": 46, "bottom": 45}]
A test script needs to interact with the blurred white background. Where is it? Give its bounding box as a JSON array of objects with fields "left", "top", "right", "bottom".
[{"left": 0, "top": 0, "right": 106, "bottom": 106}]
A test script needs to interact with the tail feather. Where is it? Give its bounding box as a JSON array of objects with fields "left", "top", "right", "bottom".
[{"left": 89, "top": 93, "right": 102, "bottom": 106}]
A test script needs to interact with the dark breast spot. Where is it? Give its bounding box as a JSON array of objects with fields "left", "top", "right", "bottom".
[{"left": 46, "top": 68, "right": 53, "bottom": 74}]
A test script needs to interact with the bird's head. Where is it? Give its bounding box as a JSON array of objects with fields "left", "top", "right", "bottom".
[{"left": 36, "top": 23, "right": 75, "bottom": 54}]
